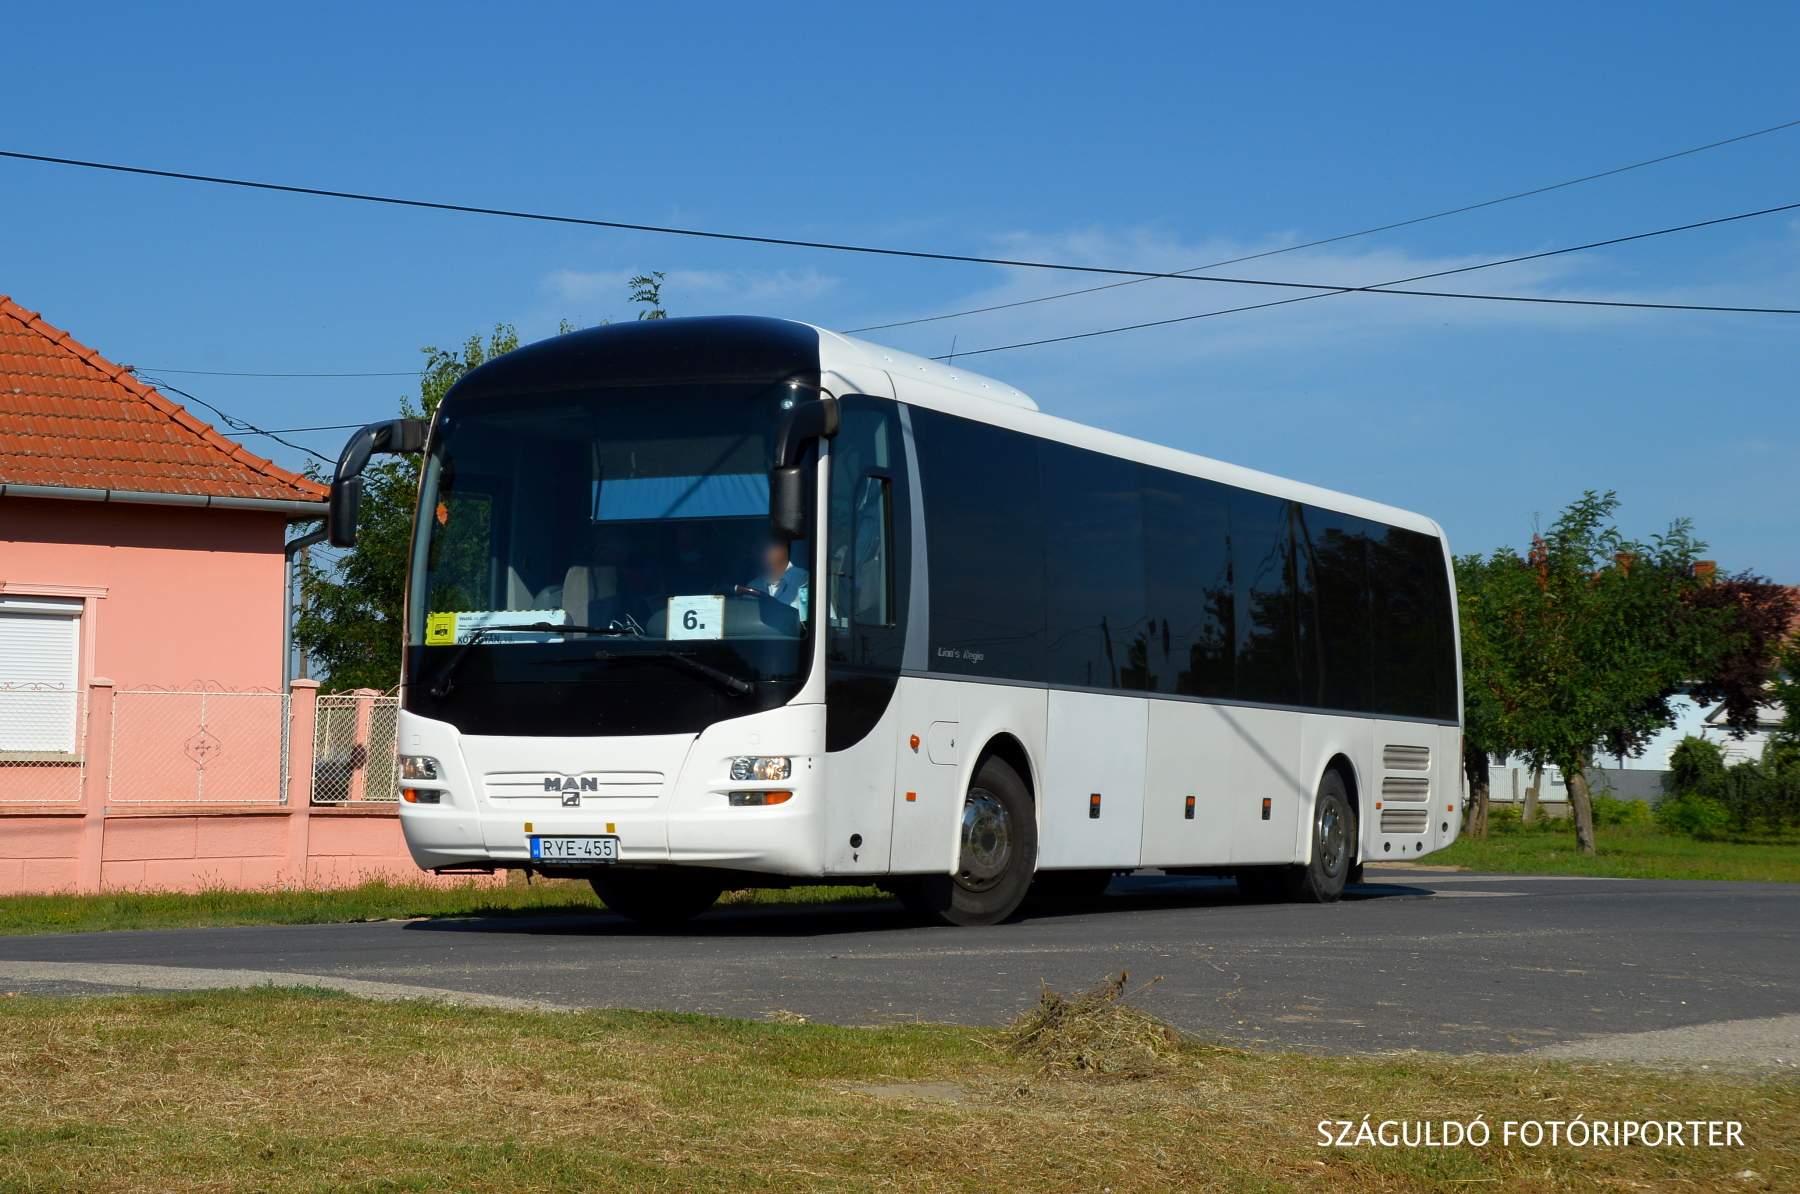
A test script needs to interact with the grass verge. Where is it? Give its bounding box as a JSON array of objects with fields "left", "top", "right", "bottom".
[
  {"left": 0, "top": 987, "right": 1788, "bottom": 1193},
  {"left": 1433, "top": 819, "right": 1800, "bottom": 882},
  {"left": 0, "top": 875, "right": 889, "bottom": 937}
]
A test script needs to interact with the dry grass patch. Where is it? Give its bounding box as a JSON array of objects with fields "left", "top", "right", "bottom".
[{"left": 0, "top": 988, "right": 1792, "bottom": 1192}]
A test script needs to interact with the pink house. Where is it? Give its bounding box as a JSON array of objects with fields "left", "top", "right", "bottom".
[{"left": 0, "top": 296, "right": 452, "bottom": 893}]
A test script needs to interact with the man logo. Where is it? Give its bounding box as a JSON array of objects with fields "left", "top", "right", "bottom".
[{"left": 543, "top": 775, "right": 598, "bottom": 807}]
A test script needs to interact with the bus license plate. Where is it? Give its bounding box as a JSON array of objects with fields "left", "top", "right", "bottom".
[{"left": 530, "top": 836, "right": 620, "bottom": 862}]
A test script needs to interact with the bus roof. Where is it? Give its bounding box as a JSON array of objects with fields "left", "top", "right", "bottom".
[{"left": 814, "top": 322, "right": 1446, "bottom": 541}]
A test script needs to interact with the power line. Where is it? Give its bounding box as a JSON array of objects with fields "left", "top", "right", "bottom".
[
  {"left": 134, "top": 366, "right": 420, "bottom": 377},
  {"left": 134, "top": 373, "right": 334, "bottom": 462},
  {"left": 852, "top": 115, "right": 1800, "bottom": 333},
  {"left": 6, "top": 146, "right": 1798, "bottom": 319},
  {"left": 936, "top": 201, "right": 1800, "bottom": 358}
]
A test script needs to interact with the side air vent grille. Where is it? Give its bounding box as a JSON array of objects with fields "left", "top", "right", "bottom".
[
  {"left": 1380, "top": 807, "right": 1429, "bottom": 834},
  {"left": 1383, "top": 744, "right": 1431, "bottom": 770},
  {"left": 1381, "top": 776, "right": 1431, "bottom": 803}
]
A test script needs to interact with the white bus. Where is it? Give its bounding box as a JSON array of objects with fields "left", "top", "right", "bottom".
[{"left": 326, "top": 317, "right": 1463, "bottom": 926}]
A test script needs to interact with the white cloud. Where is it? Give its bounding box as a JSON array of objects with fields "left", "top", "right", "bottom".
[{"left": 854, "top": 221, "right": 1800, "bottom": 372}]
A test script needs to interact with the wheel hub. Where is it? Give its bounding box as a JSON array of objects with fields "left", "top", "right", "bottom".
[
  {"left": 1318, "top": 796, "right": 1346, "bottom": 876},
  {"left": 956, "top": 788, "right": 1013, "bottom": 892}
]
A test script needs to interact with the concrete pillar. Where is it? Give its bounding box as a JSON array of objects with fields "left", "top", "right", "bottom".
[
  {"left": 77, "top": 678, "right": 115, "bottom": 894},
  {"left": 348, "top": 688, "right": 381, "bottom": 801},
  {"left": 287, "top": 679, "right": 320, "bottom": 887}
]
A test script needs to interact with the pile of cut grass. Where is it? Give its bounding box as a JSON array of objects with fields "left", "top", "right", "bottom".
[
  {"left": 0, "top": 987, "right": 1788, "bottom": 1193},
  {"left": 0, "top": 874, "right": 890, "bottom": 936},
  {"left": 993, "top": 970, "right": 1183, "bottom": 1074}
]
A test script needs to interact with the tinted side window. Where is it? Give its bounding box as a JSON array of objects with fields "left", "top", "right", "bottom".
[
  {"left": 1041, "top": 442, "right": 1146, "bottom": 689},
  {"left": 1296, "top": 505, "right": 1373, "bottom": 713},
  {"left": 1232, "top": 491, "right": 1300, "bottom": 706},
  {"left": 1142, "top": 468, "right": 1233, "bottom": 697},
  {"left": 826, "top": 398, "right": 909, "bottom": 669},
  {"left": 1370, "top": 525, "right": 1445, "bottom": 718},
  {"left": 1431, "top": 544, "right": 1459, "bottom": 722},
  {"left": 913, "top": 408, "right": 1046, "bottom": 682}
]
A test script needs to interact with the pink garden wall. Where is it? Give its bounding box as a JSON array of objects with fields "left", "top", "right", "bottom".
[{"left": 2, "top": 498, "right": 486, "bottom": 895}]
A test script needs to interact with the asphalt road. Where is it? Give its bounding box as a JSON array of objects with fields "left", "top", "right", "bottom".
[{"left": 2, "top": 870, "right": 1796, "bottom": 1056}]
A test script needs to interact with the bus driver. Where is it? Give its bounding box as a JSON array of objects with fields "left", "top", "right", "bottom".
[{"left": 736, "top": 537, "right": 809, "bottom": 611}]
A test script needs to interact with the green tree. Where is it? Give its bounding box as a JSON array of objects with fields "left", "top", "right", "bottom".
[
  {"left": 1454, "top": 552, "right": 1511, "bottom": 837},
  {"left": 294, "top": 325, "right": 520, "bottom": 691},
  {"left": 1458, "top": 493, "right": 1733, "bottom": 853},
  {"left": 628, "top": 272, "right": 668, "bottom": 319}
]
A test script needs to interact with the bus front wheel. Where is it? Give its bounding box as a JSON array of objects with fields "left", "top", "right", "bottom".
[{"left": 892, "top": 756, "right": 1037, "bottom": 927}]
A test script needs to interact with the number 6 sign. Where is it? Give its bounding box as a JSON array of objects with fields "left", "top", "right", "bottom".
[{"left": 667, "top": 595, "right": 725, "bottom": 640}]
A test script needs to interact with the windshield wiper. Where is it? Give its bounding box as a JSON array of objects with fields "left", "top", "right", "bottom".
[
  {"left": 531, "top": 649, "right": 754, "bottom": 696},
  {"left": 427, "top": 622, "right": 634, "bottom": 698}
]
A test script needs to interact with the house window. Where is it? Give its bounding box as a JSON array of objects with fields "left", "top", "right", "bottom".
[{"left": 0, "top": 596, "right": 82, "bottom": 754}]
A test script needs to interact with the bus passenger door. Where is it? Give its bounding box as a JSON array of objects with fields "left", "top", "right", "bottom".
[{"left": 889, "top": 678, "right": 961, "bottom": 872}]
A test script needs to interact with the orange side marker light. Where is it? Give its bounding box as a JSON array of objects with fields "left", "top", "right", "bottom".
[
  {"left": 909, "top": 735, "right": 920, "bottom": 751},
  {"left": 905, "top": 791, "right": 917, "bottom": 802}
]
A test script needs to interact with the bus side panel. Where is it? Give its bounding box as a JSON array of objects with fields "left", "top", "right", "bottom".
[
  {"left": 1140, "top": 699, "right": 1235, "bottom": 868},
  {"left": 1295, "top": 713, "right": 1374, "bottom": 863},
  {"left": 1039, "top": 690, "right": 1146, "bottom": 870},
  {"left": 1368, "top": 719, "right": 1443, "bottom": 862},
  {"left": 888, "top": 676, "right": 962, "bottom": 873},
  {"left": 1222, "top": 705, "right": 1305, "bottom": 864},
  {"left": 822, "top": 693, "right": 898, "bottom": 874},
  {"left": 1432, "top": 722, "right": 1464, "bottom": 852}
]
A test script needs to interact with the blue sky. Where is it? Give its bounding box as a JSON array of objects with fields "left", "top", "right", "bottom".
[{"left": 5, "top": 2, "right": 1797, "bottom": 577}]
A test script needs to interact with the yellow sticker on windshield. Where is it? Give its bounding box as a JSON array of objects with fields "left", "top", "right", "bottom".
[{"left": 425, "top": 612, "right": 457, "bottom": 646}]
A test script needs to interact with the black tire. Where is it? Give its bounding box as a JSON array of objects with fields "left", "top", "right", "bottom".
[
  {"left": 1290, "top": 769, "right": 1356, "bottom": 903},
  {"left": 589, "top": 870, "right": 724, "bottom": 926},
  {"left": 897, "top": 755, "right": 1037, "bottom": 927},
  {"left": 1026, "top": 868, "right": 1114, "bottom": 909}
]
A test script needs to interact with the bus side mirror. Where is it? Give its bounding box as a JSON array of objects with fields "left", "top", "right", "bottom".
[
  {"left": 327, "top": 418, "right": 429, "bottom": 549},
  {"left": 768, "top": 397, "right": 838, "bottom": 542},
  {"left": 769, "top": 466, "right": 808, "bottom": 540}
]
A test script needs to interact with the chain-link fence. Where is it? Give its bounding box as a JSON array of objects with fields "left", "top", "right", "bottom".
[
  {"left": 311, "top": 692, "right": 401, "bottom": 804},
  {"left": 108, "top": 688, "right": 290, "bottom": 804},
  {"left": 0, "top": 685, "right": 87, "bottom": 803}
]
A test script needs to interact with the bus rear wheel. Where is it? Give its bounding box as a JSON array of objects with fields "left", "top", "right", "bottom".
[
  {"left": 892, "top": 756, "right": 1037, "bottom": 927},
  {"left": 589, "top": 870, "right": 724, "bottom": 927},
  {"left": 1235, "top": 770, "right": 1356, "bottom": 904},
  {"left": 1291, "top": 768, "right": 1355, "bottom": 903}
]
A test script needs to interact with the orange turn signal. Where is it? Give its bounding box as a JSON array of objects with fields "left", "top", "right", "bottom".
[{"left": 728, "top": 790, "right": 792, "bottom": 807}]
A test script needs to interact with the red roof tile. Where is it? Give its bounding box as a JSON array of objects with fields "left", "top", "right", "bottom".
[{"left": 0, "top": 296, "right": 328, "bottom": 503}]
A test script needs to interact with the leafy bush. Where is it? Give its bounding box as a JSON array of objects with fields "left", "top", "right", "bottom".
[
  {"left": 1658, "top": 734, "right": 1800, "bottom": 838},
  {"left": 1588, "top": 791, "right": 1652, "bottom": 827},
  {"left": 1656, "top": 792, "right": 1732, "bottom": 838}
]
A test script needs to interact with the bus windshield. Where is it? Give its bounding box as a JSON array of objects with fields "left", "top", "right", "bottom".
[{"left": 406, "top": 381, "right": 816, "bottom": 726}]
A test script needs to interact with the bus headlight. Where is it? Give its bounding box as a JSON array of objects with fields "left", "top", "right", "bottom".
[
  {"left": 401, "top": 755, "right": 440, "bottom": 780},
  {"left": 730, "top": 756, "right": 791, "bottom": 782}
]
